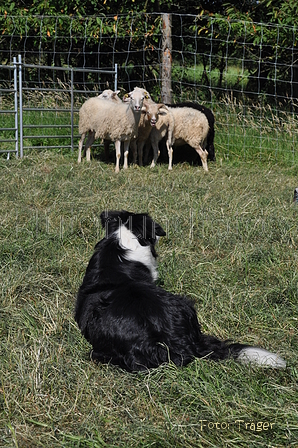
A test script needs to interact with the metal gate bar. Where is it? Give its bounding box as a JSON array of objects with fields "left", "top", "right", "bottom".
[{"left": 0, "top": 57, "right": 18, "bottom": 158}]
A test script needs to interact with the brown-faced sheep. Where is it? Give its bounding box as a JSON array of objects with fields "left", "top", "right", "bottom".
[
  {"left": 130, "top": 101, "right": 168, "bottom": 166},
  {"left": 146, "top": 106, "right": 175, "bottom": 169}
]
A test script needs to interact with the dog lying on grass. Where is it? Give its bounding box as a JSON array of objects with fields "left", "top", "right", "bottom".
[{"left": 75, "top": 210, "right": 286, "bottom": 372}]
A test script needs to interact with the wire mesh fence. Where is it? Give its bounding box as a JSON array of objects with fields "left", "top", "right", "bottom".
[{"left": 0, "top": 12, "right": 297, "bottom": 162}]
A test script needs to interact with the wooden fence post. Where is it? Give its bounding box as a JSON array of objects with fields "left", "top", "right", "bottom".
[{"left": 161, "top": 13, "right": 172, "bottom": 104}]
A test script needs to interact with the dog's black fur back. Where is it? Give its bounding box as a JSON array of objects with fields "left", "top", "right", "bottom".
[{"left": 75, "top": 210, "right": 286, "bottom": 372}]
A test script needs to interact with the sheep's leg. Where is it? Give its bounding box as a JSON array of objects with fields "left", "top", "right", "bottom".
[
  {"left": 138, "top": 141, "right": 145, "bottom": 167},
  {"left": 78, "top": 132, "right": 85, "bottom": 163},
  {"left": 167, "top": 128, "right": 174, "bottom": 171},
  {"left": 115, "top": 140, "right": 121, "bottom": 173},
  {"left": 166, "top": 140, "right": 173, "bottom": 171},
  {"left": 84, "top": 130, "right": 95, "bottom": 162},
  {"left": 130, "top": 139, "right": 138, "bottom": 164},
  {"left": 150, "top": 141, "right": 160, "bottom": 168},
  {"left": 123, "top": 141, "right": 130, "bottom": 169},
  {"left": 144, "top": 140, "right": 151, "bottom": 165},
  {"left": 195, "top": 145, "right": 209, "bottom": 172}
]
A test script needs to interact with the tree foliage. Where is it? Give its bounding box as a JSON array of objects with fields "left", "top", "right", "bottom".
[{"left": 0, "top": 0, "right": 297, "bottom": 102}]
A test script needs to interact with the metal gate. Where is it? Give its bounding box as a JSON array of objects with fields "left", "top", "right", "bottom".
[
  {"left": 0, "top": 57, "right": 18, "bottom": 159},
  {"left": 0, "top": 55, "right": 118, "bottom": 158}
]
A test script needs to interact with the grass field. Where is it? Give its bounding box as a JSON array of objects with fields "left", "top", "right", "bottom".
[{"left": 1, "top": 150, "right": 298, "bottom": 447}]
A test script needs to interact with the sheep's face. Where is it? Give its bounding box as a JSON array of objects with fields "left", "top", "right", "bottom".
[
  {"left": 128, "top": 91, "right": 145, "bottom": 112},
  {"left": 98, "top": 89, "right": 121, "bottom": 102},
  {"left": 146, "top": 109, "right": 158, "bottom": 127},
  {"left": 123, "top": 87, "right": 151, "bottom": 110},
  {"left": 143, "top": 104, "right": 167, "bottom": 127}
]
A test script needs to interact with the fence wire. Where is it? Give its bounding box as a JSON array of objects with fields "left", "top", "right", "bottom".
[{"left": 0, "top": 13, "right": 297, "bottom": 162}]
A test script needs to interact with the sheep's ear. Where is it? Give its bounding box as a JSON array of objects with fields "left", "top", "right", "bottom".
[
  {"left": 144, "top": 91, "right": 150, "bottom": 99},
  {"left": 141, "top": 104, "right": 148, "bottom": 113},
  {"left": 158, "top": 104, "right": 168, "bottom": 115},
  {"left": 111, "top": 91, "right": 119, "bottom": 99},
  {"left": 122, "top": 93, "right": 130, "bottom": 102},
  {"left": 100, "top": 211, "right": 112, "bottom": 228}
]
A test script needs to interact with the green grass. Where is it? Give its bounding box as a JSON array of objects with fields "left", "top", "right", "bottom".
[
  {"left": 172, "top": 62, "right": 250, "bottom": 91},
  {"left": 0, "top": 152, "right": 298, "bottom": 447}
]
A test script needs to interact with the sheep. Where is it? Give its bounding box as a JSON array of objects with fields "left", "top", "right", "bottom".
[
  {"left": 78, "top": 89, "right": 145, "bottom": 173},
  {"left": 77, "top": 90, "right": 122, "bottom": 163},
  {"left": 123, "top": 87, "right": 176, "bottom": 168},
  {"left": 133, "top": 90, "right": 213, "bottom": 170},
  {"left": 98, "top": 89, "right": 122, "bottom": 161},
  {"left": 78, "top": 89, "right": 122, "bottom": 163},
  {"left": 148, "top": 104, "right": 209, "bottom": 171},
  {"left": 167, "top": 106, "right": 210, "bottom": 171},
  {"left": 97, "top": 89, "right": 121, "bottom": 102},
  {"left": 146, "top": 106, "right": 175, "bottom": 169},
  {"left": 126, "top": 87, "right": 152, "bottom": 102},
  {"left": 98, "top": 87, "right": 153, "bottom": 165},
  {"left": 130, "top": 100, "right": 168, "bottom": 166},
  {"left": 166, "top": 101, "right": 215, "bottom": 162}
]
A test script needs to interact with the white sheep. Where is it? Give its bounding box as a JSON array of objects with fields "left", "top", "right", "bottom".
[
  {"left": 149, "top": 106, "right": 209, "bottom": 171},
  {"left": 126, "top": 87, "right": 152, "bottom": 101},
  {"left": 79, "top": 88, "right": 151, "bottom": 165},
  {"left": 78, "top": 90, "right": 122, "bottom": 163},
  {"left": 167, "top": 101, "right": 216, "bottom": 162},
  {"left": 97, "top": 89, "right": 121, "bottom": 102},
  {"left": 78, "top": 89, "right": 145, "bottom": 173},
  {"left": 168, "top": 107, "right": 209, "bottom": 171},
  {"left": 98, "top": 89, "right": 121, "bottom": 161}
]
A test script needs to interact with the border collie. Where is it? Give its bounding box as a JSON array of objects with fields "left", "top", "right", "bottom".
[{"left": 75, "top": 210, "right": 286, "bottom": 372}]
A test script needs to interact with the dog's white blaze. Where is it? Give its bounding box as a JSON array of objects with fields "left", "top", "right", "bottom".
[
  {"left": 115, "top": 225, "right": 158, "bottom": 281},
  {"left": 237, "top": 347, "right": 286, "bottom": 368}
]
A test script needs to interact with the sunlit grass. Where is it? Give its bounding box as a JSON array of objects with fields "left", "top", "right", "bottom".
[
  {"left": 172, "top": 62, "right": 250, "bottom": 91},
  {"left": 0, "top": 152, "right": 297, "bottom": 447}
]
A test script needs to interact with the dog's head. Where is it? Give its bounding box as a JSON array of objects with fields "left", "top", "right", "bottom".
[{"left": 100, "top": 210, "right": 166, "bottom": 258}]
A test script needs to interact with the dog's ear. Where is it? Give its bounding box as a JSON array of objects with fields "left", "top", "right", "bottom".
[
  {"left": 154, "top": 222, "right": 166, "bottom": 237},
  {"left": 100, "top": 211, "right": 113, "bottom": 228},
  {"left": 100, "top": 210, "right": 131, "bottom": 230}
]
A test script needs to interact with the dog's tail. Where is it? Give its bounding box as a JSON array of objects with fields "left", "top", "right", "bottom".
[
  {"left": 200, "top": 335, "right": 286, "bottom": 368},
  {"left": 235, "top": 346, "right": 286, "bottom": 368}
]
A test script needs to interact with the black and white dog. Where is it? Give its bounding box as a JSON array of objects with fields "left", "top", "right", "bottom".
[{"left": 75, "top": 210, "right": 286, "bottom": 372}]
